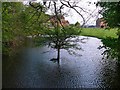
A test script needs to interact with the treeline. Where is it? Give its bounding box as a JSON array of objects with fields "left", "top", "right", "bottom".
[
  {"left": 2, "top": 2, "right": 48, "bottom": 55},
  {"left": 2, "top": 2, "right": 25, "bottom": 55}
]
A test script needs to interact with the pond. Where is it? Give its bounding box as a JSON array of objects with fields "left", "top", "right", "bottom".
[{"left": 3, "top": 36, "right": 120, "bottom": 88}]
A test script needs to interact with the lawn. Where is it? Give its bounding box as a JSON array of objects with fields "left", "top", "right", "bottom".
[{"left": 80, "top": 28, "right": 118, "bottom": 39}]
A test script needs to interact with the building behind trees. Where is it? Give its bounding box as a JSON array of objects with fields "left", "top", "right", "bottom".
[{"left": 96, "top": 18, "right": 108, "bottom": 28}]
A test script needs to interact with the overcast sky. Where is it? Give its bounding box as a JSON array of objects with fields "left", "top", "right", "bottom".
[
  {"left": 46, "top": 0, "right": 102, "bottom": 25},
  {"left": 24, "top": 0, "right": 102, "bottom": 25},
  {"left": 64, "top": 0, "right": 101, "bottom": 25}
]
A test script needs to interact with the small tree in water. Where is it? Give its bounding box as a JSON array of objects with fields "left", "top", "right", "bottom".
[
  {"left": 43, "top": 25, "right": 81, "bottom": 64},
  {"left": 28, "top": 1, "right": 87, "bottom": 64}
]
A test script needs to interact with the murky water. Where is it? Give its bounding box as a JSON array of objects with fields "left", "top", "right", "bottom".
[{"left": 3, "top": 36, "right": 120, "bottom": 88}]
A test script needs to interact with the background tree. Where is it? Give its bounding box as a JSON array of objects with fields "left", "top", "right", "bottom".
[
  {"left": 97, "top": 2, "right": 120, "bottom": 39},
  {"left": 23, "top": 2, "right": 49, "bottom": 37},
  {"left": 28, "top": 1, "right": 84, "bottom": 65},
  {"left": 2, "top": 2, "right": 27, "bottom": 55},
  {"left": 97, "top": 2, "right": 120, "bottom": 61},
  {"left": 2, "top": 0, "right": 91, "bottom": 64},
  {"left": 75, "top": 21, "right": 80, "bottom": 28}
]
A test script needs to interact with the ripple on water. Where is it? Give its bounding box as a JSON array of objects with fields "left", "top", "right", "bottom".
[{"left": 3, "top": 36, "right": 120, "bottom": 88}]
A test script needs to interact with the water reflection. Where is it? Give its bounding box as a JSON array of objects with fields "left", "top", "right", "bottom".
[{"left": 3, "top": 36, "right": 120, "bottom": 88}]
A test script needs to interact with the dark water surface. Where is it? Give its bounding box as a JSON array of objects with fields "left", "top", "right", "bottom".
[{"left": 3, "top": 36, "right": 120, "bottom": 88}]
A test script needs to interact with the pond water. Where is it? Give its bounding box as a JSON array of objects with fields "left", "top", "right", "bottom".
[{"left": 3, "top": 36, "right": 120, "bottom": 88}]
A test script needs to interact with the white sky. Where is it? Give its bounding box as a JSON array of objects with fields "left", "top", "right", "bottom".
[
  {"left": 64, "top": 0, "right": 101, "bottom": 25},
  {"left": 47, "top": 0, "right": 102, "bottom": 25},
  {"left": 24, "top": 0, "right": 102, "bottom": 25}
]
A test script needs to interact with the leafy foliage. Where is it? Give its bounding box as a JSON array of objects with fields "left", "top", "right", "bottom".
[
  {"left": 26, "top": 1, "right": 83, "bottom": 63},
  {"left": 2, "top": 2, "right": 82, "bottom": 61},
  {"left": 2, "top": 2, "right": 27, "bottom": 55},
  {"left": 23, "top": 3, "right": 49, "bottom": 36},
  {"left": 41, "top": 26, "right": 81, "bottom": 49},
  {"left": 75, "top": 21, "right": 80, "bottom": 28},
  {"left": 97, "top": 2, "right": 120, "bottom": 61},
  {"left": 38, "top": 24, "right": 81, "bottom": 63},
  {"left": 97, "top": 2, "right": 120, "bottom": 28},
  {"left": 97, "top": 2, "right": 120, "bottom": 40},
  {"left": 97, "top": 37, "right": 120, "bottom": 62}
]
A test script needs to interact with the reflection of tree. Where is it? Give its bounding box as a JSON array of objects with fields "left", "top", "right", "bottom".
[{"left": 98, "top": 37, "right": 120, "bottom": 63}]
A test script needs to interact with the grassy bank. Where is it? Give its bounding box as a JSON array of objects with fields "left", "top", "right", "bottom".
[
  {"left": 80, "top": 28, "right": 118, "bottom": 39},
  {"left": 79, "top": 28, "right": 119, "bottom": 60}
]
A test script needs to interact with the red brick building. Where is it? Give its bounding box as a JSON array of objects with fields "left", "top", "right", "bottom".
[
  {"left": 96, "top": 18, "right": 108, "bottom": 28},
  {"left": 49, "top": 15, "right": 69, "bottom": 27}
]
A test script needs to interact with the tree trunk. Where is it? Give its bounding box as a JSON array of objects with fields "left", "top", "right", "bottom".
[
  {"left": 117, "top": 34, "right": 120, "bottom": 66},
  {"left": 117, "top": 28, "right": 120, "bottom": 41},
  {"left": 118, "top": 35, "right": 120, "bottom": 61},
  {"left": 118, "top": 35, "right": 120, "bottom": 42},
  {"left": 57, "top": 47, "right": 60, "bottom": 65}
]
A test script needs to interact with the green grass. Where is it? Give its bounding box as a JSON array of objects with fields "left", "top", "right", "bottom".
[{"left": 80, "top": 28, "right": 118, "bottom": 39}]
